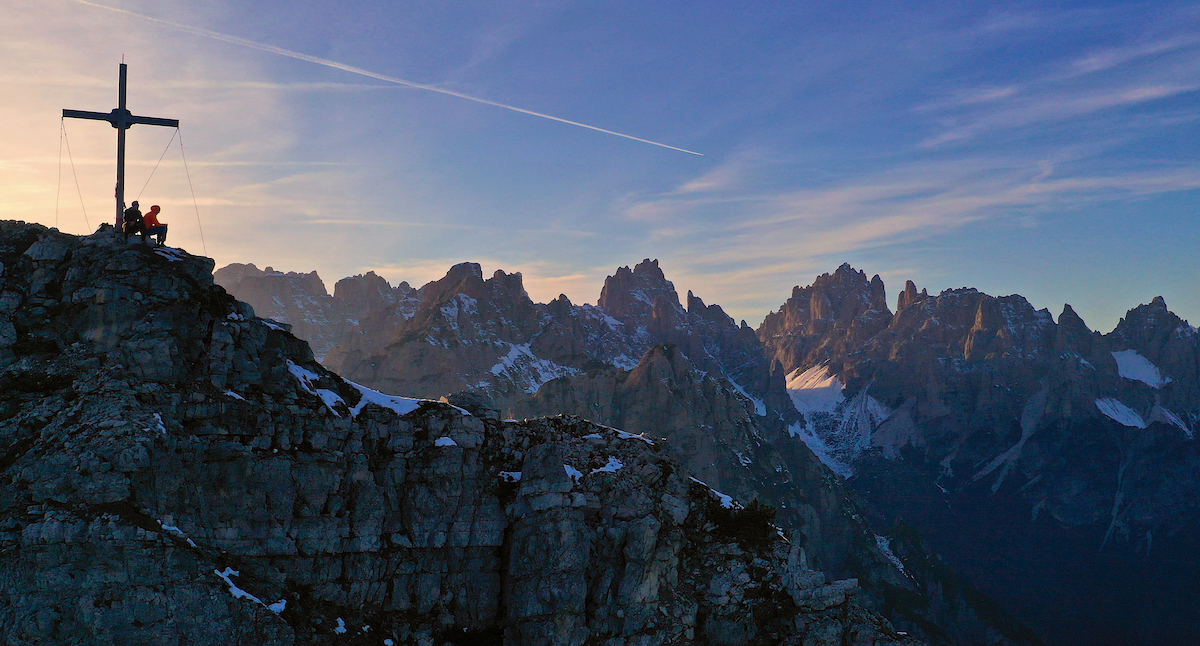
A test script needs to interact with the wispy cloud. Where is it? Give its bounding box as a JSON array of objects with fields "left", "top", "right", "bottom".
[
  {"left": 1070, "top": 36, "right": 1200, "bottom": 76},
  {"left": 915, "top": 14, "right": 1200, "bottom": 148},
  {"left": 66, "top": 0, "right": 703, "bottom": 155},
  {"left": 616, "top": 151, "right": 1200, "bottom": 322},
  {"left": 921, "top": 83, "right": 1199, "bottom": 148}
]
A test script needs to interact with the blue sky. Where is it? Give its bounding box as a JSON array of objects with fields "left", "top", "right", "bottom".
[{"left": 2, "top": 0, "right": 1198, "bottom": 331}]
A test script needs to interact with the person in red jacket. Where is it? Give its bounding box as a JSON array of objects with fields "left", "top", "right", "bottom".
[{"left": 144, "top": 205, "right": 168, "bottom": 246}]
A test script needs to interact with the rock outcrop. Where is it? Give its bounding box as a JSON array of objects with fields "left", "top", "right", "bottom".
[{"left": 0, "top": 222, "right": 920, "bottom": 645}]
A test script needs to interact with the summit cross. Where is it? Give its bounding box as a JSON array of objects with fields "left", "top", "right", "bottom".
[{"left": 63, "top": 63, "right": 179, "bottom": 227}]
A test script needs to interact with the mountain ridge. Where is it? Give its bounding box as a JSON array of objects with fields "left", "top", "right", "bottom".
[{"left": 217, "top": 256, "right": 1198, "bottom": 646}]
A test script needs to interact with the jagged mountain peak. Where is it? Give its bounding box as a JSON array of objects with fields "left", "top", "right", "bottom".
[
  {"left": 415, "top": 262, "right": 532, "bottom": 311},
  {"left": 1113, "top": 295, "right": 1178, "bottom": 335},
  {"left": 807, "top": 263, "right": 885, "bottom": 298},
  {"left": 633, "top": 257, "right": 666, "bottom": 277},
  {"left": 420, "top": 261, "right": 485, "bottom": 300},
  {"left": 897, "top": 279, "right": 929, "bottom": 312},
  {"left": 1109, "top": 296, "right": 1195, "bottom": 370},
  {"left": 1058, "top": 303, "right": 1087, "bottom": 328},
  {"left": 214, "top": 262, "right": 329, "bottom": 298},
  {"left": 687, "top": 290, "right": 736, "bottom": 328},
  {"left": 786, "top": 264, "right": 891, "bottom": 323},
  {"left": 1054, "top": 303, "right": 1095, "bottom": 356},
  {"left": 331, "top": 270, "right": 403, "bottom": 304},
  {"left": 597, "top": 258, "right": 682, "bottom": 319},
  {"left": 1115, "top": 297, "right": 1171, "bottom": 328},
  {"left": 488, "top": 267, "right": 529, "bottom": 298},
  {"left": 758, "top": 265, "right": 894, "bottom": 374}
]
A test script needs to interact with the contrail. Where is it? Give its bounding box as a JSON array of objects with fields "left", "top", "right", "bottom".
[{"left": 68, "top": 0, "right": 702, "bottom": 156}]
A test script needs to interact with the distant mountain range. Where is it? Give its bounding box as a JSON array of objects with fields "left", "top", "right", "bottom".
[{"left": 217, "top": 259, "right": 1200, "bottom": 646}]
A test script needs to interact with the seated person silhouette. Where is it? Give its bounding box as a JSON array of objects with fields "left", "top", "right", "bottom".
[
  {"left": 122, "top": 200, "right": 147, "bottom": 243},
  {"left": 144, "top": 205, "right": 168, "bottom": 246}
]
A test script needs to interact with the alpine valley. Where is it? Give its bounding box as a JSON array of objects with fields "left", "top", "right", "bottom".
[{"left": 216, "top": 257, "right": 1200, "bottom": 646}]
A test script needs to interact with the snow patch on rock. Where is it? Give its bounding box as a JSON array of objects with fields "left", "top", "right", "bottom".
[
  {"left": 287, "top": 360, "right": 346, "bottom": 416},
  {"left": 591, "top": 456, "right": 624, "bottom": 474},
  {"left": 346, "top": 380, "right": 450, "bottom": 418},
  {"left": 786, "top": 364, "right": 844, "bottom": 414},
  {"left": 1111, "top": 350, "right": 1171, "bottom": 388},
  {"left": 213, "top": 567, "right": 287, "bottom": 615},
  {"left": 1095, "top": 398, "right": 1147, "bottom": 428},
  {"left": 785, "top": 364, "right": 889, "bottom": 475},
  {"left": 728, "top": 378, "right": 767, "bottom": 416},
  {"left": 1149, "top": 405, "right": 1193, "bottom": 438},
  {"left": 489, "top": 342, "right": 579, "bottom": 393},
  {"left": 609, "top": 427, "right": 655, "bottom": 445},
  {"left": 874, "top": 535, "right": 908, "bottom": 577},
  {"left": 153, "top": 247, "right": 186, "bottom": 262},
  {"left": 689, "top": 477, "right": 737, "bottom": 509},
  {"left": 787, "top": 422, "right": 852, "bottom": 477}
]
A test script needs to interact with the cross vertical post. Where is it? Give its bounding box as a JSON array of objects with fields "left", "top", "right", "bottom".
[
  {"left": 63, "top": 63, "right": 180, "bottom": 228},
  {"left": 116, "top": 63, "right": 127, "bottom": 227}
]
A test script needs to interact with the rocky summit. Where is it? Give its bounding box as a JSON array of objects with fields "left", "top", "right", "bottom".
[{"left": 0, "top": 221, "right": 929, "bottom": 645}]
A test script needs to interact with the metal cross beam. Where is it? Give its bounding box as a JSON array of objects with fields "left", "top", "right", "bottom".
[{"left": 63, "top": 63, "right": 179, "bottom": 227}]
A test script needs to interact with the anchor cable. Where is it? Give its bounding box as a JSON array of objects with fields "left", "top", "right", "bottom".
[
  {"left": 135, "top": 128, "right": 179, "bottom": 202},
  {"left": 60, "top": 121, "right": 91, "bottom": 231},
  {"left": 176, "top": 128, "right": 207, "bottom": 257}
]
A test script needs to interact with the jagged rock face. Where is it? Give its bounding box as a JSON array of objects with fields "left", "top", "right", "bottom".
[
  {"left": 515, "top": 344, "right": 770, "bottom": 503},
  {"left": 1108, "top": 296, "right": 1200, "bottom": 404},
  {"left": 758, "top": 263, "right": 893, "bottom": 376},
  {"left": 215, "top": 263, "right": 416, "bottom": 362},
  {"left": 0, "top": 222, "right": 918, "bottom": 646},
  {"left": 332, "top": 271, "right": 413, "bottom": 322},
  {"left": 763, "top": 269, "right": 1200, "bottom": 646},
  {"left": 596, "top": 258, "right": 683, "bottom": 323},
  {"left": 514, "top": 345, "right": 1038, "bottom": 646},
  {"left": 321, "top": 259, "right": 796, "bottom": 420},
  {"left": 685, "top": 291, "right": 798, "bottom": 422},
  {"left": 325, "top": 263, "right": 578, "bottom": 407},
  {"left": 588, "top": 260, "right": 791, "bottom": 419}
]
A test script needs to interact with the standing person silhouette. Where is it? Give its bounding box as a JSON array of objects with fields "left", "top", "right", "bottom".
[{"left": 144, "top": 205, "right": 168, "bottom": 246}]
